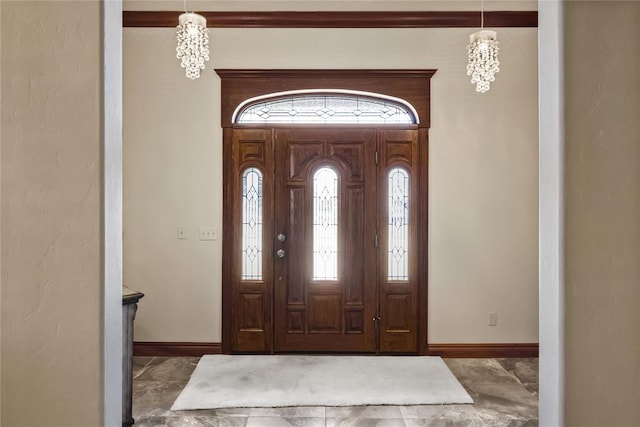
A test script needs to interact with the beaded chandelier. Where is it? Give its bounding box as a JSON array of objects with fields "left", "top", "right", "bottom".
[
  {"left": 176, "top": 12, "right": 210, "bottom": 80},
  {"left": 466, "top": 1, "right": 500, "bottom": 93}
]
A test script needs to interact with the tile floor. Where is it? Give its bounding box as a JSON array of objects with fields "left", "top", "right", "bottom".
[{"left": 132, "top": 356, "right": 538, "bottom": 426}]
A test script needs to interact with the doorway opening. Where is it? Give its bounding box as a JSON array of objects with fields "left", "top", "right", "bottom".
[
  {"left": 109, "top": 7, "right": 563, "bottom": 422},
  {"left": 217, "top": 71, "right": 435, "bottom": 354}
]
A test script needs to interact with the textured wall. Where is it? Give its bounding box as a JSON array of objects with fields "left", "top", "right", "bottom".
[
  {"left": 0, "top": 2, "right": 103, "bottom": 425},
  {"left": 124, "top": 25, "right": 538, "bottom": 344},
  {"left": 564, "top": 1, "right": 640, "bottom": 425}
]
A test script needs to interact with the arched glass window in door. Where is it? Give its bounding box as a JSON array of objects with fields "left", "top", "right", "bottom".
[
  {"left": 234, "top": 90, "right": 418, "bottom": 125},
  {"left": 241, "top": 167, "right": 263, "bottom": 280},
  {"left": 388, "top": 167, "right": 409, "bottom": 281},
  {"left": 313, "top": 167, "right": 339, "bottom": 280}
]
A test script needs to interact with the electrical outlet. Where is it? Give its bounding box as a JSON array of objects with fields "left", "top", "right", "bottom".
[
  {"left": 488, "top": 312, "right": 498, "bottom": 326},
  {"left": 199, "top": 226, "right": 218, "bottom": 241},
  {"left": 177, "top": 226, "right": 188, "bottom": 239}
]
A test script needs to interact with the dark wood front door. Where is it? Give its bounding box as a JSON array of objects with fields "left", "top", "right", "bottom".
[
  {"left": 273, "top": 128, "right": 378, "bottom": 352},
  {"left": 224, "top": 127, "right": 424, "bottom": 354}
]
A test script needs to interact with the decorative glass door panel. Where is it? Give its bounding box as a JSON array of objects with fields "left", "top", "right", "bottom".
[
  {"left": 312, "top": 166, "right": 339, "bottom": 280},
  {"left": 242, "top": 167, "right": 264, "bottom": 280},
  {"left": 273, "top": 128, "right": 378, "bottom": 352},
  {"left": 388, "top": 167, "right": 410, "bottom": 281}
]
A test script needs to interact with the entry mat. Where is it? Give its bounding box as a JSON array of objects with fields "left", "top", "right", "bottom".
[{"left": 171, "top": 355, "right": 473, "bottom": 410}]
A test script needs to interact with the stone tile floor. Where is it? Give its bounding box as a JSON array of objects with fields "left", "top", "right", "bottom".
[{"left": 132, "top": 356, "right": 538, "bottom": 426}]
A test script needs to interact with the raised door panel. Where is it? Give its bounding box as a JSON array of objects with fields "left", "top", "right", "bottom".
[
  {"left": 285, "top": 186, "right": 307, "bottom": 305},
  {"left": 238, "top": 293, "right": 265, "bottom": 332},
  {"left": 344, "top": 186, "right": 365, "bottom": 305},
  {"left": 308, "top": 293, "right": 342, "bottom": 333},
  {"left": 384, "top": 293, "right": 412, "bottom": 332},
  {"left": 235, "top": 291, "right": 268, "bottom": 349},
  {"left": 288, "top": 142, "right": 323, "bottom": 181},
  {"left": 329, "top": 143, "right": 365, "bottom": 181}
]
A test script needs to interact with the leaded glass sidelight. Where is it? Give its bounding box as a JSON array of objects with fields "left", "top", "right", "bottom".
[
  {"left": 235, "top": 91, "right": 418, "bottom": 125},
  {"left": 388, "top": 168, "right": 409, "bottom": 281},
  {"left": 242, "top": 168, "right": 263, "bottom": 280},
  {"left": 313, "top": 167, "right": 339, "bottom": 280}
]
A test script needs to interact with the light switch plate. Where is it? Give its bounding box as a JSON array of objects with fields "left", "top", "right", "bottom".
[
  {"left": 199, "top": 226, "right": 218, "bottom": 241},
  {"left": 488, "top": 312, "right": 498, "bottom": 326}
]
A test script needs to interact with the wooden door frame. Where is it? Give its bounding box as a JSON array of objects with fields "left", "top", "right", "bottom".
[{"left": 218, "top": 69, "right": 436, "bottom": 355}]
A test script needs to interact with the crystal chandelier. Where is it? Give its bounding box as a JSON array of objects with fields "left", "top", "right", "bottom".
[
  {"left": 176, "top": 10, "right": 210, "bottom": 80},
  {"left": 466, "top": 0, "right": 500, "bottom": 93}
]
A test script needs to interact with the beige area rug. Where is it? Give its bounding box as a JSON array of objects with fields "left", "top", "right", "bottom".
[{"left": 171, "top": 355, "right": 473, "bottom": 410}]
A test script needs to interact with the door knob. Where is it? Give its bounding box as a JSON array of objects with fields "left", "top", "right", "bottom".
[
  {"left": 276, "top": 249, "right": 286, "bottom": 258},
  {"left": 277, "top": 233, "right": 286, "bottom": 242}
]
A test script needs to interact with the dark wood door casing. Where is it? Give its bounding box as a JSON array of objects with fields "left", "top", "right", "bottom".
[{"left": 219, "top": 70, "right": 434, "bottom": 354}]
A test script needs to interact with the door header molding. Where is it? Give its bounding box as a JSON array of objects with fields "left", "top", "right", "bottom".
[{"left": 215, "top": 69, "right": 437, "bottom": 129}]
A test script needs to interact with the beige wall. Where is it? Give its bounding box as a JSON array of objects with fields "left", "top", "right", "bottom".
[
  {"left": 564, "top": 1, "right": 640, "bottom": 426},
  {"left": 0, "top": 2, "right": 103, "bottom": 425},
  {"left": 124, "top": 25, "right": 539, "bottom": 344}
]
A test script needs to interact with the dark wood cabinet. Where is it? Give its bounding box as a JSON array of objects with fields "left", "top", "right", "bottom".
[{"left": 123, "top": 287, "right": 144, "bottom": 427}]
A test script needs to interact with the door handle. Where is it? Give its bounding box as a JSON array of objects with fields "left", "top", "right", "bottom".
[
  {"left": 276, "top": 233, "right": 286, "bottom": 242},
  {"left": 276, "top": 249, "right": 286, "bottom": 258}
]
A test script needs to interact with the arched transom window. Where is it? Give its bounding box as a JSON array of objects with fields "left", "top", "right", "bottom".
[{"left": 234, "top": 90, "right": 418, "bottom": 125}]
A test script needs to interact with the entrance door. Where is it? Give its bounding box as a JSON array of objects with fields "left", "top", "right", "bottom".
[
  {"left": 273, "top": 128, "right": 378, "bottom": 352},
  {"left": 224, "top": 126, "right": 423, "bottom": 354},
  {"left": 218, "top": 71, "right": 434, "bottom": 355}
]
